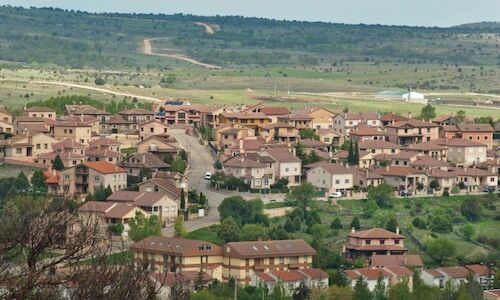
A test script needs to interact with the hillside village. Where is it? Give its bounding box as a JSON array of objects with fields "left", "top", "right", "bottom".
[{"left": 0, "top": 100, "right": 498, "bottom": 299}]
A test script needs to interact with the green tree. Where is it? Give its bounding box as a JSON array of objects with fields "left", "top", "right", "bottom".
[
  {"left": 373, "top": 276, "right": 388, "bottom": 300},
  {"left": 351, "top": 216, "right": 361, "bottom": 230},
  {"left": 239, "top": 224, "right": 268, "bottom": 241},
  {"left": 347, "top": 140, "right": 354, "bottom": 165},
  {"left": 367, "top": 184, "right": 394, "bottom": 208},
  {"left": 218, "top": 217, "right": 240, "bottom": 243},
  {"left": 306, "top": 151, "right": 322, "bottom": 165},
  {"left": 108, "top": 223, "right": 124, "bottom": 236},
  {"left": 15, "top": 171, "right": 30, "bottom": 192},
  {"left": 429, "top": 179, "right": 440, "bottom": 190},
  {"left": 293, "top": 282, "right": 311, "bottom": 300},
  {"left": 292, "top": 182, "right": 316, "bottom": 210},
  {"left": 386, "top": 216, "right": 398, "bottom": 233},
  {"left": 354, "top": 140, "right": 360, "bottom": 165},
  {"left": 461, "top": 198, "right": 482, "bottom": 222},
  {"left": 429, "top": 215, "right": 453, "bottom": 233},
  {"left": 362, "top": 199, "right": 378, "bottom": 218},
  {"left": 174, "top": 216, "right": 187, "bottom": 237},
  {"left": 462, "top": 223, "right": 475, "bottom": 241},
  {"left": 104, "top": 185, "right": 113, "bottom": 198},
  {"left": 284, "top": 217, "right": 298, "bottom": 232},
  {"left": 425, "top": 238, "right": 456, "bottom": 266},
  {"left": 269, "top": 225, "right": 290, "bottom": 240},
  {"left": 218, "top": 196, "right": 268, "bottom": 226},
  {"left": 420, "top": 104, "right": 436, "bottom": 121},
  {"left": 171, "top": 159, "right": 187, "bottom": 174},
  {"left": 128, "top": 212, "right": 162, "bottom": 242},
  {"left": 462, "top": 273, "right": 483, "bottom": 300},
  {"left": 30, "top": 169, "right": 47, "bottom": 192},
  {"left": 330, "top": 217, "right": 342, "bottom": 230},
  {"left": 455, "top": 110, "right": 466, "bottom": 123},
  {"left": 299, "top": 128, "right": 320, "bottom": 141},
  {"left": 353, "top": 277, "right": 372, "bottom": 300},
  {"left": 52, "top": 154, "right": 65, "bottom": 171},
  {"left": 388, "top": 281, "right": 411, "bottom": 300}
]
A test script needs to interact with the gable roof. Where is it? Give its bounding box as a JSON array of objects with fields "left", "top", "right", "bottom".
[
  {"left": 307, "top": 162, "right": 353, "bottom": 175},
  {"left": 139, "top": 177, "right": 181, "bottom": 199},
  {"left": 259, "top": 106, "right": 291, "bottom": 116},
  {"left": 359, "top": 140, "right": 401, "bottom": 149},
  {"left": 370, "top": 254, "right": 423, "bottom": 267},
  {"left": 120, "top": 152, "right": 170, "bottom": 169},
  {"left": 89, "top": 137, "right": 122, "bottom": 146},
  {"left": 224, "top": 239, "right": 316, "bottom": 259},
  {"left": 24, "top": 106, "right": 56, "bottom": 113},
  {"left": 345, "top": 268, "right": 392, "bottom": 280},
  {"left": 261, "top": 148, "right": 301, "bottom": 163},
  {"left": 437, "top": 266, "right": 470, "bottom": 278},
  {"left": 83, "top": 161, "right": 126, "bottom": 174},
  {"left": 349, "top": 228, "right": 404, "bottom": 239},
  {"left": 52, "top": 139, "right": 86, "bottom": 149},
  {"left": 130, "top": 236, "right": 221, "bottom": 257},
  {"left": 223, "top": 155, "right": 268, "bottom": 168}
]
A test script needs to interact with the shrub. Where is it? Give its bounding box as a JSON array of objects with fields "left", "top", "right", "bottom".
[
  {"left": 412, "top": 217, "right": 426, "bottom": 229},
  {"left": 429, "top": 215, "right": 453, "bottom": 233},
  {"left": 108, "top": 223, "right": 124, "bottom": 236}
]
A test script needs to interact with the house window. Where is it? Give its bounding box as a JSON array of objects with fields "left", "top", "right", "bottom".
[
  {"left": 335, "top": 180, "right": 340, "bottom": 184},
  {"left": 365, "top": 240, "right": 371, "bottom": 245},
  {"left": 380, "top": 240, "right": 385, "bottom": 245},
  {"left": 154, "top": 186, "right": 159, "bottom": 192},
  {"left": 36, "top": 144, "right": 41, "bottom": 149},
  {"left": 44, "top": 144, "right": 48, "bottom": 149},
  {"left": 94, "top": 176, "right": 100, "bottom": 181},
  {"left": 69, "top": 129, "right": 73, "bottom": 134},
  {"left": 16, "top": 148, "right": 22, "bottom": 154},
  {"left": 345, "top": 179, "right": 349, "bottom": 184},
  {"left": 285, "top": 168, "right": 289, "bottom": 172},
  {"left": 395, "top": 240, "right": 400, "bottom": 244}
]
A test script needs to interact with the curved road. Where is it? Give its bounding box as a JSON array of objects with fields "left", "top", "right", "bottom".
[
  {"left": 164, "top": 129, "right": 226, "bottom": 235},
  {"left": 142, "top": 38, "right": 222, "bottom": 70}
]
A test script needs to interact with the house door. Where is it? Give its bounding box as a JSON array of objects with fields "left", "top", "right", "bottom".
[{"left": 26, "top": 147, "right": 32, "bottom": 156}]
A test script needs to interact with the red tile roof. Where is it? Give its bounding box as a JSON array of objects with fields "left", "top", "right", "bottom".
[
  {"left": 83, "top": 161, "right": 126, "bottom": 174},
  {"left": 437, "top": 266, "right": 470, "bottom": 278},
  {"left": 359, "top": 140, "right": 401, "bottom": 149},
  {"left": 259, "top": 107, "right": 290, "bottom": 116},
  {"left": 298, "top": 268, "right": 329, "bottom": 279},
  {"left": 130, "top": 236, "right": 222, "bottom": 257},
  {"left": 271, "top": 270, "right": 305, "bottom": 282},
  {"left": 465, "top": 264, "right": 490, "bottom": 276},
  {"left": 349, "top": 228, "right": 404, "bottom": 239},
  {"left": 384, "top": 265, "right": 413, "bottom": 277},
  {"left": 370, "top": 254, "right": 423, "bottom": 267},
  {"left": 224, "top": 240, "right": 316, "bottom": 259}
]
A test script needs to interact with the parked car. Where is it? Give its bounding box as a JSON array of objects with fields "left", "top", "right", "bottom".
[
  {"left": 204, "top": 172, "right": 212, "bottom": 180},
  {"left": 400, "top": 190, "right": 412, "bottom": 197},
  {"left": 481, "top": 186, "right": 496, "bottom": 193},
  {"left": 328, "top": 192, "right": 342, "bottom": 198}
]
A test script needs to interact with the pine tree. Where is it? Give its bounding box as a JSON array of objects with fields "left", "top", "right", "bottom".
[
  {"left": 105, "top": 185, "right": 113, "bottom": 198},
  {"left": 351, "top": 216, "right": 361, "bottom": 230},
  {"left": 52, "top": 154, "right": 65, "bottom": 171},
  {"left": 31, "top": 169, "right": 47, "bottom": 192},
  {"left": 347, "top": 140, "right": 354, "bottom": 165},
  {"left": 353, "top": 277, "right": 372, "bottom": 300},
  {"left": 373, "top": 277, "right": 387, "bottom": 300},
  {"left": 16, "top": 171, "right": 30, "bottom": 192},
  {"left": 354, "top": 140, "right": 360, "bottom": 165}
]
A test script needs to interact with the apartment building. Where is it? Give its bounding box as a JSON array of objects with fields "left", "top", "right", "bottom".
[
  {"left": 156, "top": 104, "right": 224, "bottom": 127},
  {"left": 4, "top": 132, "right": 58, "bottom": 157},
  {"left": 222, "top": 239, "right": 316, "bottom": 284},
  {"left": 59, "top": 161, "right": 127, "bottom": 196},
  {"left": 130, "top": 236, "right": 224, "bottom": 280}
]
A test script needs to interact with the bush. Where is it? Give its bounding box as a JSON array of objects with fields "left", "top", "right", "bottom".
[
  {"left": 330, "top": 217, "right": 342, "bottom": 230},
  {"left": 108, "top": 223, "right": 124, "bottom": 236},
  {"left": 429, "top": 215, "right": 453, "bottom": 233}
]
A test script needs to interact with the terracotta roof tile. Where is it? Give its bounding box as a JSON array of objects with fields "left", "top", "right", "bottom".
[
  {"left": 271, "top": 270, "right": 305, "bottom": 282},
  {"left": 224, "top": 240, "right": 316, "bottom": 259},
  {"left": 83, "top": 161, "right": 126, "bottom": 174},
  {"left": 370, "top": 254, "right": 423, "bottom": 267},
  {"left": 349, "top": 228, "right": 404, "bottom": 239},
  {"left": 130, "top": 236, "right": 222, "bottom": 257}
]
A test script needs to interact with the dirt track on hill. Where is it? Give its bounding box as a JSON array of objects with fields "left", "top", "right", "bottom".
[
  {"left": 142, "top": 38, "right": 222, "bottom": 70},
  {"left": 194, "top": 22, "right": 216, "bottom": 34}
]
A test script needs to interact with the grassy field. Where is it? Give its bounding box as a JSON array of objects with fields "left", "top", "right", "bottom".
[
  {"left": 186, "top": 194, "right": 500, "bottom": 268},
  {"left": 1, "top": 65, "right": 498, "bottom": 118}
]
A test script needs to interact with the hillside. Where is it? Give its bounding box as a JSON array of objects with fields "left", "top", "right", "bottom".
[{"left": 0, "top": 6, "right": 499, "bottom": 69}]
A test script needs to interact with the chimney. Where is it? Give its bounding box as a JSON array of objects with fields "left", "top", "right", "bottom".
[
  {"left": 396, "top": 226, "right": 400, "bottom": 235},
  {"left": 80, "top": 113, "right": 84, "bottom": 122},
  {"left": 239, "top": 139, "right": 244, "bottom": 153},
  {"left": 386, "top": 165, "right": 390, "bottom": 172},
  {"left": 351, "top": 227, "right": 355, "bottom": 233},
  {"left": 407, "top": 112, "right": 412, "bottom": 119}
]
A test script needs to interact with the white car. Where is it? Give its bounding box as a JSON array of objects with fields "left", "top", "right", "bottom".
[
  {"left": 328, "top": 192, "right": 342, "bottom": 198},
  {"left": 204, "top": 172, "right": 212, "bottom": 180}
]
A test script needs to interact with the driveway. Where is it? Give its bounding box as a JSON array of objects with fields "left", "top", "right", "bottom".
[{"left": 163, "top": 129, "right": 226, "bottom": 235}]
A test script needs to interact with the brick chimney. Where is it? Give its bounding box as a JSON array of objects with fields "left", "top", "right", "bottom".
[
  {"left": 396, "top": 226, "right": 400, "bottom": 235},
  {"left": 351, "top": 227, "right": 355, "bottom": 233}
]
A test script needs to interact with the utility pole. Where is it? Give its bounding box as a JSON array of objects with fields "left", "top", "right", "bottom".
[{"left": 234, "top": 280, "right": 238, "bottom": 300}]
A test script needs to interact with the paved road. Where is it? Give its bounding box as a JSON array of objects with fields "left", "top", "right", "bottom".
[{"left": 163, "top": 129, "right": 226, "bottom": 235}]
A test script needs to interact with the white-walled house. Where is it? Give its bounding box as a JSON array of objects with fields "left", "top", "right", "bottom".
[
  {"left": 259, "top": 148, "right": 302, "bottom": 186},
  {"left": 305, "top": 162, "right": 354, "bottom": 194}
]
